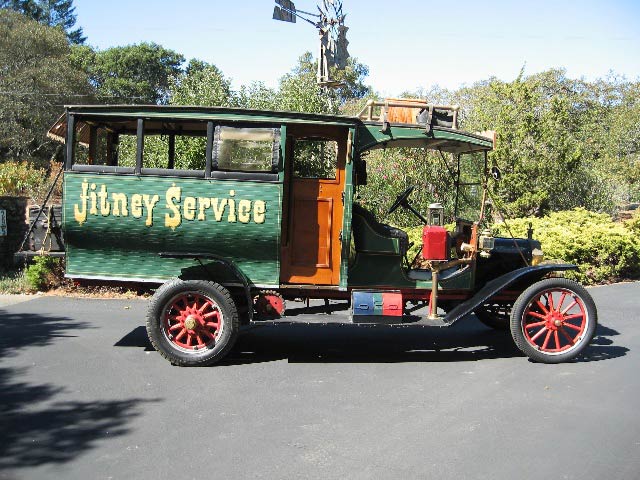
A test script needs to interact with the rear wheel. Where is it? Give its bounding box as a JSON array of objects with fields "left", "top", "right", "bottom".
[
  {"left": 474, "top": 302, "right": 513, "bottom": 330},
  {"left": 146, "top": 279, "right": 239, "bottom": 366},
  {"left": 510, "top": 278, "right": 597, "bottom": 363}
]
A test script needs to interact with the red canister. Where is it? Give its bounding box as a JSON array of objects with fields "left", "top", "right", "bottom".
[{"left": 422, "top": 225, "right": 448, "bottom": 260}]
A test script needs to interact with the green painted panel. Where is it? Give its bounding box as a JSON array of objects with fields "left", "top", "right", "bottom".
[
  {"left": 63, "top": 172, "right": 282, "bottom": 285},
  {"left": 347, "top": 252, "right": 474, "bottom": 290},
  {"left": 339, "top": 128, "right": 356, "bottom": 289}
]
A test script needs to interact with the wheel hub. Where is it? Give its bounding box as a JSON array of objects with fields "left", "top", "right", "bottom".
[
  {"left": 184, "top": 315, "right": 198, "bottom": 330},
  {"left": 545, "top": 311, "right": 564, "bottom": 330}
]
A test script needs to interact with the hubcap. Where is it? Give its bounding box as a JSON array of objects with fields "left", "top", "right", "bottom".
[{"left": 184, "top": 315, "right": 198, "bottom": 330}]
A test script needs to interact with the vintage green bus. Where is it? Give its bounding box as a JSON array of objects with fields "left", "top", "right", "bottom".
[{"left": 49, "top": 100, "right": 597, "bottom": 366}]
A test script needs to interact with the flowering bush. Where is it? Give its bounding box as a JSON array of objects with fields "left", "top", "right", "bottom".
[{"left": 0, "top": 161, "right": 46, "bottom": 198}]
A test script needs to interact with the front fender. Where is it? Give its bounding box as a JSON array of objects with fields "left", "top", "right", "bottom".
[{"left": 443, "top": 264, "right": 578, "bottom": 325}]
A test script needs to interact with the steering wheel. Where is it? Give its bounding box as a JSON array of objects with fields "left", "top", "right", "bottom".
[{"left": 388, "top": 185, "right": 416, "bottom": 214}]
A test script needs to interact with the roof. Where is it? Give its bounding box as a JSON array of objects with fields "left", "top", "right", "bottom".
[{"left": 48, "top": 104, "right": 494, "bottom": 154}]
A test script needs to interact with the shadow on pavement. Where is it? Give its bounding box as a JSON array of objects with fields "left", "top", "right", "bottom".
[
  {"left": 114, "top": 315, "right": 627, "bottom": 366},
  {"left": 576, "top": 323, "right": 628, "bottom": 362},
  {"left": 0, "top": 309, "right": 91, "bottom": 358},
  {"left": 0, "top": 309, "right": 160, "bottom": 470}
]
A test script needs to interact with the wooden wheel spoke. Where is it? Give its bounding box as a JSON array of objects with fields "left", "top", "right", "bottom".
[
  {"left": 525, "top": 320, "right": 547, "bottom": 329},
  {"left": 541, "top": 330, "right": 552, "bottom": 350},
  {"left": 201, "top": 329, "right": 216, "bottom": 339},
  {"left": 559, "top": 327, "right": 576, "bottom": 345},
  {"left": 561, "top": 299, "right": 578, "bottom": 315},
  {"left": 563, "top": 322, "right": 582, "bottom": 332},
  {"left": 531, "top": 326, "right": 548, "bottom": 342},
  {"left": 527, "top": 311, "right": 546, "bottom": 321},
  {"left": 535, "top": 300, "right": 549, "bottom": 314},
  {"left": 198, "top": 301, "right": 212, "bottom": 314},
  {"left": 546, "top": 293, "right": 555, "bottom": 312},
  {"left": 556, "top": 292, "right": 567, "bottom": 312}
]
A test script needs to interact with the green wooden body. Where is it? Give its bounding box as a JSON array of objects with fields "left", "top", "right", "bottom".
[
  {"left": 63, "top": 172, "right": 282, "bottom": 285},
  {"left": 59, "top": 104, "right": 493, "bottom": 291}
]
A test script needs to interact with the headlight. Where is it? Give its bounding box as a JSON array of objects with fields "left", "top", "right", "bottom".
[{"left": 531, "top": 248, "right": 544, "bottom": 266}]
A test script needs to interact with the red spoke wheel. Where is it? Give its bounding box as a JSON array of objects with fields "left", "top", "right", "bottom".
[
  {"left": 510, "top": 278, "right": 597, "bottom": 363},
  {"left": 146, "top": 279, "right": 239, "bottom": 366}
]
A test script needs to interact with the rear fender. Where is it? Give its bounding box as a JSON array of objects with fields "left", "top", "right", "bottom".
[
  {"left": 443, "top": 264, "right": 578, "bottom": 324},
  {"left": 159, "top": 252, "right": 253, "bottom": 322}
]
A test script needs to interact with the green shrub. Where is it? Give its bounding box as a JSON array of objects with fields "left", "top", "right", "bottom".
[
  {"left": 625, "top": 210, "right": 640, "bottom": 235},
  {"left": 492, "top": 208, "right": 640, "bottom": 284},
  {"left": 0, "top": 161, "right": 46, "bottom": 198},
  {"left": 402, "top": 209, "right": 639, "bottom": 284},
  {"left": 24, "top": 256, "right": 64, "bottom": 291}
]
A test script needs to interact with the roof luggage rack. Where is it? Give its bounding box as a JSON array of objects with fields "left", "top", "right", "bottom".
[{"left": 357, "top": 98, "right": 460, "bottom": 134}]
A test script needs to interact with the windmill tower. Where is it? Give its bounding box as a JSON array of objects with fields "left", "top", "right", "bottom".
[{"left": 273, "top": 0, "right": 350, "bottom": 86}]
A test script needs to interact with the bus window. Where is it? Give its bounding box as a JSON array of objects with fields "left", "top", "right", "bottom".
[
  {"left": 293, "top": 138, "right": 338, "bottom": 179},
  {"left": 215, "top": 126, "right": 279, "bottom": 173}
]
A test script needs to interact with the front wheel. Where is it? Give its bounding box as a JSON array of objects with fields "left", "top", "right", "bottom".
[
  {"left": 146, "top": 279, "right": 239, "bottom": 366},
  {"left": 510, "top": 278, "right": 597, "bottom": 363}
]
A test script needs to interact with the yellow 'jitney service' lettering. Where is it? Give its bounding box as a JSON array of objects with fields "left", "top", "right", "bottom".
[{"left": 73, "top": 181, "right": 267, "bottom": 228}]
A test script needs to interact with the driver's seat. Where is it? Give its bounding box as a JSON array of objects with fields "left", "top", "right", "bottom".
[{"left": 351, "top": 203, "right": 409, "bottom": 256}]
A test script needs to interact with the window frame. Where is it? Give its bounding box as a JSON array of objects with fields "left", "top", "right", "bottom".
[{"left": 65, "top": 115, "right": 282, "bottom": 182}]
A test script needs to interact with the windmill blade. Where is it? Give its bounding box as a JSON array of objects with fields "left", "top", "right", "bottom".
[
  {"left": 273, "top": 5, "right": 296, "bottom": 23},
  {"left": 334, "top": 24, "right": 349, "bottom": 69},
  {"left": 276, "top": 0, "right": 296, "bottom": 9},
  {"left": 273, "top": 1, "right": 296, "bottom": 23}
]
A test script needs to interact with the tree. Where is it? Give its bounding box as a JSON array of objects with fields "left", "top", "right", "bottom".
[
  {"left": 169, "top": 59, "right": 234, "bottom": 107},
  {"left": 0, "top": 10, "right": 92, "bottom": 162},
  {"left": 0, "top": 0, "right": 85, "bottom": 43},
  {"left": 71, "top": 43, "right": 185, "bottom": 104},
  {"left": 288, "top": 51, "right": 371, "bottom": 105},
  {"left": 453, "top": 70, "right": 612, "bottom": 217}
]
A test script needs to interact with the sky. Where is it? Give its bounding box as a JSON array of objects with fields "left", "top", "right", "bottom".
[{"left": 73, "top": 0, "right": 640, "bottom": 96}]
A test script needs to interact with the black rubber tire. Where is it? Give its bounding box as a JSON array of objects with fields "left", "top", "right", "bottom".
[
  {"left": 474, "top": 303, "right": 513, "bottom": 330},
  {"left": 146, "top": 279, "right": 239, "bottom": 366},
  {"left": 510, "top": 278, "right": 597, "bottom": 364}
]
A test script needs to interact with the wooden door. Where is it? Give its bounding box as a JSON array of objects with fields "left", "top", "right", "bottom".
[{"left": 280, "top": 125, "right": 347, "bottom": 285}]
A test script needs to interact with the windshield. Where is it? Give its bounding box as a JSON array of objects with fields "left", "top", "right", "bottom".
[{"left": 355, "top": 147, "right": 487, "bottom": 228}]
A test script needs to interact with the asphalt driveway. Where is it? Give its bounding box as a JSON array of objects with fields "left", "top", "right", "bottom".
[{"left": 0, "top": 282, "right": 637, "bottom": 479}]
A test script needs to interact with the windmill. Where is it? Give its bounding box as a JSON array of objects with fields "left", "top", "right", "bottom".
[{"left": 272, "top": 0, "right": 350, "bottom": 86}]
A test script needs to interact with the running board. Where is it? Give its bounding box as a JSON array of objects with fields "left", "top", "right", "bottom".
[{"left": 250, "top": 314, "right": 453, "bottom": 328}]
